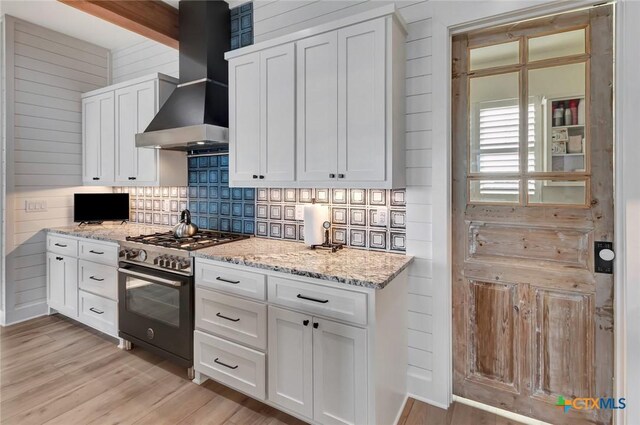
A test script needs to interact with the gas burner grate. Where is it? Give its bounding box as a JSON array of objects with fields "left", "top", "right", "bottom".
[{"left": 126, "top": 231, "right": 249, "bottom": 251}]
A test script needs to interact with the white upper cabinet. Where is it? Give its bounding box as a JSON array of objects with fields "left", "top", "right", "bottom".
[
  {"left": 82, "top": 73, "right": 187, "bottom": 187},
  {"left": 82, "top": 92, "right": 114, "bottom": 184},
  {"left": 229, "top": 44, "right": 295, "bottom": 187},
  {"left": 226, "top": 6, "right": 407, "bottom": 189},
  {"left": 337, "top": 19, "right": 386, "bottom": 183},
  {"left": 297, "top": 32, "right": 339, "bottom": 183},
  {"left": 229, "top": 52, "right": 261, "bottom": 183}
]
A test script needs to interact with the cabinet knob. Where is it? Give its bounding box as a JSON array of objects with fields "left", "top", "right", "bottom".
[
  {"left": 329, "top": 173, "right": 336, "bottom": 178},
  {"left": 92, "top": 177, "right": 100, "bottom": 181},
  {"left": 338, "top": 174, "right": 345, "bottom": 179},
  {"left": 259, "top": 175, "right": 265, "bottom": 179},
  {"left": 313, "top": 322, "right": 319, "bottom": 329},
  {"left": 128, "top": 177, "right": 136, "bottom": 180},
  {"left": 252, "top": 175, "right": 258, "bottom": 179},
  {"left": 55, "top": 256, "right": 63, "bottom": 261},
  {"left": 303, "top": 319, "right": 309, "bottom": 326}
]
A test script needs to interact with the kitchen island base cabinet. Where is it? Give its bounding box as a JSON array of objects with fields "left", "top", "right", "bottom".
[{"left": 193, "top": 258, "right": 408, "bottom": 425}]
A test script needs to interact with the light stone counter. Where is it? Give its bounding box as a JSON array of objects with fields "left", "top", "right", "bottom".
[
  {"left": 46, "top": 223, "right": 173, "bottom": 243},
  {"left": 193, "top": 238, "right": 413, "bottom": 290}
]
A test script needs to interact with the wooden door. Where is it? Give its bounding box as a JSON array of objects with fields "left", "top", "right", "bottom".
[
  {"left": 313, "top": 317, "right": 367, "bottom": 425},
  {"left": 229, "top": 52, "right": 261, "bottom": 184},
  {"left": 452, "top": 7, "right": 613, "bottom": 425},
  {"left": 296, "top": 32, "right": 339, "bottom": 183},
  {"left": 82, "top": 91, "right": 114, "bottom": 183},
  {"left": 267, "top": 306, "right": 313, "bottom": 419},
  {"left": 337, "top": 18, "right": 386, "bottom": 183},
  {"left": 47, "top": 253, "right": 77, "bottom": 318},
  {"left": 115, "top": 82, "right": 158, "bottom": 183},
  {"left": 260, "top": 44, "right": 295, "bottom": 183}
]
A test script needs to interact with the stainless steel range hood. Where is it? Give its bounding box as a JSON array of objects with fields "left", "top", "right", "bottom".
[{"left": 135, "top": 0, "right": 230, "bottom": 151}]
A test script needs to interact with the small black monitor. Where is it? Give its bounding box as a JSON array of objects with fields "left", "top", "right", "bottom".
[{"left": 74, "top": 193, "right": 129, "bottom": 223}]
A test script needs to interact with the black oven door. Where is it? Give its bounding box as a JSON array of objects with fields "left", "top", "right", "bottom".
[{"left": 118, "top": 263, "right": 193, "bottom": 365}]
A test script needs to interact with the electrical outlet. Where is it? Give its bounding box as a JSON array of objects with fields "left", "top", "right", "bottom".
[
  {"left": 375, "top": 207, "right": 388, "bottom": 226},
  {"left": 295, "top": 205, "right": 305, "bottom": 220},
  {"left": 25, "top": 200, "right": 47, "bottom": 212}
]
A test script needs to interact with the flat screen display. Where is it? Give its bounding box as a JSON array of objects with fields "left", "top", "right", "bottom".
[{"left": 74, "top": 193, "right": 129, "bottom": 223}]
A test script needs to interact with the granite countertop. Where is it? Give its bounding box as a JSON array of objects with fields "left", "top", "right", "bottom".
[
  {"left": 193, "top": 238, "right": 414, "bottom": 290},
  {"left": 46, "top": 225, "right": 414, "bottom": 289},
  {"left": 45, "top": 223, "right": 173, "bottom": 242}
]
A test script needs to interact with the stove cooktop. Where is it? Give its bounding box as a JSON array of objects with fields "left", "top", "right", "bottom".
[{"left": 125, "top": 231, "right": 249, "bottom": 251}]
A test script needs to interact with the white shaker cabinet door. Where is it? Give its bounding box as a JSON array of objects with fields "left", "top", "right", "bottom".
[
  {"left": 296, "top": 31, "right": 339, "bottom": 183},
  {"left": 229, "top": 52, "right": 261, "bottom": 184},
  {"left": 82, "top": 92, "right": 114, "bottom": 184},
  {"left": 337, "top": 19, "right": 386, "bottom": 183},
  {"left": 115, "top": 80, "right": 158, "bottom": 183},
  {"left": 47, "top": 253, "right": 78, "bottom": 318},
  {"left": 260, "top": 44, "right": 295, "bottom": 183},
  {"left": 313, "top": 318, "right": 367, "bottom": 425},
  {"left": 267, "top": 306, "right": 313, "bottom": 419}
]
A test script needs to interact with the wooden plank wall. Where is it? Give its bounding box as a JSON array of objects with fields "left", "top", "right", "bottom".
[
  {"left": 107, "top": 0, "right": 436, "bottom": 403},
  {"left": 3, "top": 16, "right": 110, "bottom": 324},
  {"left": 110, "top": 39, "right": 178, "bottom": 84}
]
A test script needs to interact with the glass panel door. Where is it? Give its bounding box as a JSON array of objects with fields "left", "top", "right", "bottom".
[{"left": 125, "top": 275, "right": 180, "bottom": 327}]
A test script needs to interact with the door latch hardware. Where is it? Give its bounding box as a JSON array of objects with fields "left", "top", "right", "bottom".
[{"left": 595, "top": 241, "right": 614, "bottom": 274}]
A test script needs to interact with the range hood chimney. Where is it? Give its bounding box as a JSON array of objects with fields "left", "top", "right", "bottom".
[{"left": 135, "top": 0, "right": 230, "bottom": 151}]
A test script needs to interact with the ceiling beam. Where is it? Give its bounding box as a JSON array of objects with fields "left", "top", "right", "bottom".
[{"left": 58, "top": 0, "right": 179, "bottom": 49}]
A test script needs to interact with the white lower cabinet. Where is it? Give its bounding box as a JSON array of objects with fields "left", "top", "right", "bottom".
[
  {"left": 313, "top": 317, "right": 367, "bottom": 425},
  {"left": 194, "top": 258, "right": 409, "bottom": 425},
  {"left": 47, "top": 233, "right": 119, "bottom": 339},
  {"left": 47, "top": 252, "right": 78, "bottom": 318},
  {"left": 268, "top": 306, "right": 313, "bottom": 418}
]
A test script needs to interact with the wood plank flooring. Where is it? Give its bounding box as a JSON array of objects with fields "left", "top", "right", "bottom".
[{"left": 1, "top": 315, "right": 524, "bottom": 425}]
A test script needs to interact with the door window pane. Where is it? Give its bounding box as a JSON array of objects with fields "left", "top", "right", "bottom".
[
  {"left": 528, "top": 29, "right": 586, "bottom": 62},
  {"left": 528, "top": 63, "right": 586, "bottom": 173},
  {"left": 469, "top": 72, "right": 520, "bottom": 174},
  {"left": 527, "top": 179, "right": 587, "bottom": 205},
  {"left": 470, "top": 41, "right": 520, "bottom": 71},
  {"left": 469, "top": 179, "right": 520, "bottom": 204}
]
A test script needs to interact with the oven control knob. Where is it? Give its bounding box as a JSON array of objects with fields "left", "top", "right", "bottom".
[
  {"left": 119, "top": 249, "right": 126, "bottom": 258},
  {"left": 178, "top": 260, "right": 190, "bottom": 270},
  {"left": 153, "top": 256, "right": 160, "bottom": 265},
  {"left": 138, "top": 250, "right": 147, "bottom": 262}
]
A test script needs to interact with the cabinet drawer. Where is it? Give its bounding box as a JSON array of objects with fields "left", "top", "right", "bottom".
[
  {"left": 78, "top": 290, "right": 117, "bottom": 337},
  {"left": 78, "top": 260, "right": 118, "bottom": 300},
  {"left": 194, "top": 330, "right": 266, "bottom": 400},
  {"left": 196, "top": 288, "right": 267, "bottom": 350},
  {"left": 78, "top": 240, "right": 119, "bottom": 266},
  {"left": 195, "top": 261, "right": 266, "bottom": 300},
  {"left": 268, "top": 276, "right": 368, "bottom": 325},
  {"left": 47, "top": 234, "right": 78, "bottom": 257}
]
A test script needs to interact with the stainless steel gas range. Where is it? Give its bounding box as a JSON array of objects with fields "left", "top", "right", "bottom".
[{"left": 117, "top": 231, "right": 248, "bottom": 378}]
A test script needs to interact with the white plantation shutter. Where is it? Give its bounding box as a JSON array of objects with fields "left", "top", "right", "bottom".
[{"left": 475, "top": 100, "right": 537, "bottom": 195}]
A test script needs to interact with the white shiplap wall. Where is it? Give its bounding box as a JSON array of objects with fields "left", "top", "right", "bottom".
[
  {"left": 108, "top": 0, "right": 437, "bottom": 403},
  {"left": 247, "top": 0, "right": 436, "bottom": 403},
  {"left": 3, "top": 16, "right": 110, "bottom": 324},
  {"left": 111, "top": 39, "right": 178, "bottom": 84}
]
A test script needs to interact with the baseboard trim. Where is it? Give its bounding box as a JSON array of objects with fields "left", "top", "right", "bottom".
[
  {"left": 407, "top": 392, "right": 450, "bottom": 410},
  {"left": 393, "top": 393, "right": 410, "bottom": 425},
  {"left": 453, "top": 395, "right": 553, "bottom": 425},
  {"left": 1, "top": 311, "right": 47, "bottom": 327}
]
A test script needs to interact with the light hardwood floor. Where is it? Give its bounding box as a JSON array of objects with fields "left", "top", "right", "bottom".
[{"left": 1, "top": 315, "right": 524, "bottom": 425}]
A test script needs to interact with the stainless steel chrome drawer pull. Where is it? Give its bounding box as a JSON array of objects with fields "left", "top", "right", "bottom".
[
  {"left": 89, "top": 250, "right": 104, "bottom": 255},
  {"left": 297, "top": 294, "right": 329, "bottom": 304},
  {"left": 89, "top": 307, "right": 104, "bottom": 315},
  {"left": 118, "top": 268, "right": 184, "bottom": 287},
  {"left": 216, "top": 312, "right": 240, "bottom": 322},
  {"left": 54, "top": 243, "right": 67, "bottom": 247},
  {"left": 214, "top": 358, "right": 238, "bottom": 370},
  {"left": 215, "top": 276, "right": 240, "bottom": 284},
  {"left": 89, "top": 276, "right": 104, "bottom": 282}
]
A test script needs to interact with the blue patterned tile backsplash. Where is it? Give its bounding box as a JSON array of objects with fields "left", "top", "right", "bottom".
[{"left": 117, "top": 154, "right": 255, "bottom": 235}]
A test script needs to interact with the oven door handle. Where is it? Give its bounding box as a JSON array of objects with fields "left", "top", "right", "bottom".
[{"left": 118, "top": 268, "right": 185, "bottom": 287}]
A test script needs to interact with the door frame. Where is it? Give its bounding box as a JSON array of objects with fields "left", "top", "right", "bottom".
[{"left": 427, "top": 1, "right": 629, "bottom": 424}]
